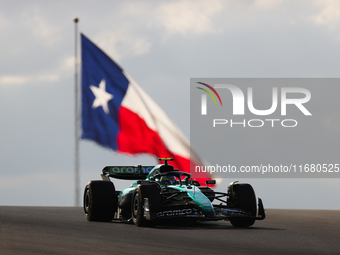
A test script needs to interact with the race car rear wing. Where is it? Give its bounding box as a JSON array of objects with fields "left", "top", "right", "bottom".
[{"left": 102, "top": 165, "right": 154, "bottom": 180}]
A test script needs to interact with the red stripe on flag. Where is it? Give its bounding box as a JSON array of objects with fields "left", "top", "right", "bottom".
[{"left": 117, "top": 107, "right": 211, "bottom": 184}]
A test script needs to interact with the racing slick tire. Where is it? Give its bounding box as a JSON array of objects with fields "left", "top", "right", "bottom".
[
  {"left": 83, "top": 180, "right": 118, "bottom": 222},
  {"left": 131, "top": 184, "right": 161, "bottom": 227},
  {"left": 229, "top": 183, "right": 256, "bottom": 227}
]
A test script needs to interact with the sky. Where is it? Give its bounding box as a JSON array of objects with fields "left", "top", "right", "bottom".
[{"left": 1, "top": 0, "right": 340, "bottom": 209}]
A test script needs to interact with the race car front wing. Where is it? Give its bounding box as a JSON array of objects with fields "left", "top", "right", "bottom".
[{"left": 143, "top": 196, "right": 266, "bottom": 221}]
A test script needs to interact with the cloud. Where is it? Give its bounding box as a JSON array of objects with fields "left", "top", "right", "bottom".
[
  {"left": 0, "top": 15, "right": 8, "bottom": 29},
  {"left": 0, "top": 76, "right": 29, "bottom": 85},
  {"left": 121, "top": 0, "right": 225, "bottom": 38},
  {"left": 0, "top": 74, "right": 60, "bottom": 85},
  {"left": 24, "top": 12, "right": 62, "bottom": 46},
  {"left": 308, "top": 0, "right": 340, "bottom": 42},
  {"left": 312, "top": 0, "right": 340, "bottom": 30},
  {"left": 0, "top": 56, "right": 73, "bottom": 86},
  {"left": 93, "top": 31, "right": 151, "bottom": 61},
  {"left": 155, "top": 0, "right": 225, "bottom": 36},
  {"left": 90, "top": 0, "right": 226, "bottom": 60},
  {"left": 0, "top": 171, "right": 73, "bottom": 206},
  {"left": 89, "top": 0, "right": 226, "bottom": 61},
  {"left": 0, "top": 4, "right": 63, "bottom": 48},
  {"left": 0, "top": 172, "right": 71, "bottom": 190},
  {"left": 254, "top": 0, "right": 288, "bottom": 9}
]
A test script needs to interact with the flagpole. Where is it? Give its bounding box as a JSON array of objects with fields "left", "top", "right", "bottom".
[{"left": 74, "top": 17, "right": 80, "bottom": 207}]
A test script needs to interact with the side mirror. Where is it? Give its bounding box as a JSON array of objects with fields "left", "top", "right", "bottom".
[{"left": 206, "top": 180, "right": 216, "bottom": 186}]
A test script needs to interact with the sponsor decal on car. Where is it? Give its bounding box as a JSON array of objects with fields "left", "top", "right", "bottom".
[
  {"left": 156, "top": 208, "right": 198, "bottom": 217},
  {"left": 108, "top": 166, "right": 153, "bottom": 174},
  {"left": 217, "top": 208, "right": 249, "bottom": 217}
]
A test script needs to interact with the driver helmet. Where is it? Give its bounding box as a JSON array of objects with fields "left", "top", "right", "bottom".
[{"left": 160, "top": 175, "right": 176, "bottom": 185}]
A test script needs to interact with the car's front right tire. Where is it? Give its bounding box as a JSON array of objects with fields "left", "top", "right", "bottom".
[
  {"left": 228, "top": 183, "right": 257, "bottom": 227},
  {"left": 131, "top": 184, "right": 161, "bottom": 227},
  {"left": 131, "top": 187, "right": 148, "bottom": 226}
]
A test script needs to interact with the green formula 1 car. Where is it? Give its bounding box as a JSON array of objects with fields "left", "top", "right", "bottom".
[{"left": 83, "top": 158, "right": 265, "bottom": 227}]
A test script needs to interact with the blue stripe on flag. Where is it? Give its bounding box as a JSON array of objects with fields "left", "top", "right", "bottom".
[{"left": 81, "top": 34, "right": 129, "bottom": 150}]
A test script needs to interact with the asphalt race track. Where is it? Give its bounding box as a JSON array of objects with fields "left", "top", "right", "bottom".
[{"left": 0, "top": 206, "right": 339, "bottom": 254}]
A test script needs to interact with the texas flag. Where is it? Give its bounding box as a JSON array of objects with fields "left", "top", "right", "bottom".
[{"left": 81, "top": 34, "right": 210, "bottom": 182}]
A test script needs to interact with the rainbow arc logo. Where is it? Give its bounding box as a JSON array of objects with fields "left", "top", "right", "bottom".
[{"left": 196, "top": 82, "right": 222, "bottom": 115}]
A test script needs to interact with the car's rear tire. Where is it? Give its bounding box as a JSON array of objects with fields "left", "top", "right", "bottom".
[
  {"left": 83, "top": 181, "right": 118, "bottom": 222},
  {"left": 131, "top": 185, "right": 161, "bottom": 227},
  {"left": 229, "top": 183, "right": 256, "bottom": 227}
]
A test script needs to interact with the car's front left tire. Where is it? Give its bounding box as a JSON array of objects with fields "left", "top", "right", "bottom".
[{"left": 83, "top": 180, "right": 117, "bottom": 222}]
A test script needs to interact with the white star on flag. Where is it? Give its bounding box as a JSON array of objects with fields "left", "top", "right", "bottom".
[{"left": 89, "top": 79, "right": 113, "bottom": 114}]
